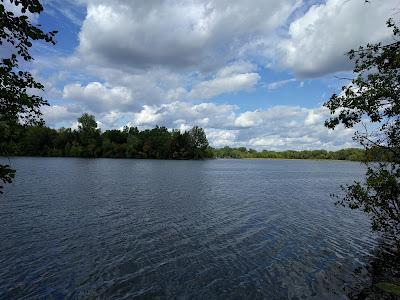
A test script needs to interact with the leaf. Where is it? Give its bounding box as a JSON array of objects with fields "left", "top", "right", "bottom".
[{"left": 375, "top": 282, "right": 400, "bottom": 295}]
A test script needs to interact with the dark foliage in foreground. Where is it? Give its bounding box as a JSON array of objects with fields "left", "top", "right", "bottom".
[
  {"left": 0, "top": 113, "right": 212, "bottom": 160},
  {"left": 0, "top": 0, "right": 56, "bottom": 192},
  {"left": 349, "top": 238, "right": 400, "bottom": 299},
  {"left": 324, "top": 19, "right": 400, "bottom": 237}
]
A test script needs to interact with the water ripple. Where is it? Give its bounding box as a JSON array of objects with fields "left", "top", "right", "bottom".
[{"left": 0, "top": 158, "right": 380, "bottom": 299}]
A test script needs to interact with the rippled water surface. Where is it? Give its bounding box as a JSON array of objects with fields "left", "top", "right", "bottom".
[{"left": 0, "top": 157, "right": 379, "bottom": 299}]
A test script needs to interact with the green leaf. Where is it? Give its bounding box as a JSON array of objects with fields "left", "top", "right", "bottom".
[{"left": 375, "top": 282, "right": 400, "bottom": 295}]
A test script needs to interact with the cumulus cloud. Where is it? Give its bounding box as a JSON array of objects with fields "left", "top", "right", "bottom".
[
  {"left": 277, "top": 0, "right": 395, "bottom": 77},
  {"left": 188, "top": 62, "right": 260, "bottom": 99},
  {"left": 53, "top": 0, "right": 398, "bottom": 114},
  {"left": 206, "top": 128, "right": 240, "bottom": 147},
  {"left": 304, "top": 108, "right": 325, "bottom": 126},
  {"left": 232, "top": 106, "right": 355, "bottom": 150},
  {"left": 128, "top": 101, "right": 237, "bottom": 129},
  {"left": 60, "top": 61, "right": 261, "bottom": 112},
  {"left": 42, "top": 104, "right": 81, "bottom": 127},
  {"left": 63, "top": 82, "right": 137, "bottom": 112},
  {"left": 76, "top": 0, "right": 301, "bottom": 71}
]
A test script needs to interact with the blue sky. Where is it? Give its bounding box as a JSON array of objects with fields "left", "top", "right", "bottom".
[{"left": 26, "top": 0, "right": 397, "bottom": 150}]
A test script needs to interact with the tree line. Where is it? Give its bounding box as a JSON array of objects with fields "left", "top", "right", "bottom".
[
  {"left": 213, "top": 146, "right": 392, "bottom": 161},
  {"left": 1, "top": 112, "right": 390, "bottom": 162},
  {"left": 0, "top": 113, "right": 212, "bottom": 160}
]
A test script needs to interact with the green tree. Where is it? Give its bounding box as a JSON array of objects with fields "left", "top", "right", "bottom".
[
  {"left": 324, "top": 19, "right": 400, "bottom": 237},
  {"left": 21, "top": 125, "right": 57, "bottom": 156},
  {"left": 189, "top": 126, "right": 209, "bottom": 159},
  {"left": 54, "top": 128, "right": 74, "bottom": 156},
  {"left": 0, "top": 0, "right": 56, "bottom": 192},
  {"left": 125, "top": 127, "right": 141, "bottom": 158},
  {"left": 78, "top": 113, "right": 98, "bottom": 134},
  {"left": 77, "top": 113, "right": 101, "bottom": 156}
]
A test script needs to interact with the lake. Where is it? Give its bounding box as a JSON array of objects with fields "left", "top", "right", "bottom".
[{"left": 0, "top": 157, "right": 379, "bottom": 299}]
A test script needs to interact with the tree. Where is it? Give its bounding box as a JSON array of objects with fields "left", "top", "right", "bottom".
[
  {"left": 0, "top": 0, "right": 57, "bottom": 192},
  {"left": 189, "top": 126, "right": 209, "bottom": 159},
  {"left": 125, "top": 127, "right": 141, "bottom": 158},
  {"left": 21, "top": 125, "right": 56, "bottom": 155},
  {"left": 78, "top": 113, "right": 98, "bottom": 133},
  {"left": 77, "top": 113, "right": 100, "bottom": 156},
  {"left": 324, "top": 19, "right": 400, "bottom": 237}
]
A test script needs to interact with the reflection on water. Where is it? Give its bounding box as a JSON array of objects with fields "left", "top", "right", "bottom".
[{"left": 0, "top": 157, "right": 394, "bottom": 299}]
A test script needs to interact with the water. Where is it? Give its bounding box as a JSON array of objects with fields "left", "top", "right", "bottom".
[{"left": 0, "top": 157, "right": 379, "bottom": 299}]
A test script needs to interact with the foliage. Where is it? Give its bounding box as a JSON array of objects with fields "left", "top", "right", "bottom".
[
  {"left": 0, "top": 164, "right": 14, "bottom": 194},
  {"left": 375, "top": 282, "right": 400, "bottom": 296},
  {"left": 189, "top": 126, "right": 209, "bottom": 159},
  {"left": 213, "top": 146, "right": 369, "bottom": 161},
  {"left": 0, "top": 0, "right": 56, "bottom": 191},
  {"left": 0, "top": 113, "right": 213, "bottom": 160},
  {"left": 1, "top": 119, "right": 376, "bottom": 162},
  {"left": 349, "top": 238, "right": 400, "bottom": 299},
  {"left": 2, "top": 120, "right": 385, "bottom": 163},
  {"left": 324, "top": 19, "right": 400, "bottom": 237}
]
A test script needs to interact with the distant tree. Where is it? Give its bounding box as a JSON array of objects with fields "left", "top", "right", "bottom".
[
  {"left": 148, "top": 126, "right": 172, "bottom": 158},
  {"left": 21, "top": 126, "right": 56, "bottom": 155},
  {"left": 238, "top": 147, "right": 247, "bottom": 153},
  {"left": 103, "top": 129, "right": 127, "bottom": 144},
  {"left": 324, "top": 19, "right": 400, "bottom": 237},
  {"left": 0, "top": 0, "right": 57, "bottom": 192},
  {"left": 54, "top": 128, "right": 74, "bottom": 156},
  {"left": 125, "top": 127, "right": 141, "bottom": 158},
  {"left": 189, "top": 126, "right": 209, "bottom": 159},
  {"left": 77, "top": 113, "right": 101, "bottom": 157},
  {"left": 78, "top": 113, "right": 97, "bottom": 133}
]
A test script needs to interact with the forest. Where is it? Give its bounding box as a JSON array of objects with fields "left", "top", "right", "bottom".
[
  {"left": 0, "top": 114, "right": 212, "bottom": 160},
  {"left": 1, "top": 113, "right": 387, "bottom": 162}
]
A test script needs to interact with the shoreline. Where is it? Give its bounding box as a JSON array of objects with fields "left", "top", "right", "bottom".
[{"left": 0, "top": 155, "right": 362, "bottom": 162}]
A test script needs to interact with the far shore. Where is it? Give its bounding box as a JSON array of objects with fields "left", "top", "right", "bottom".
[
  {"left": 1, "top": 155, "right": 362, "bottom": 162},
  {"left": 218, "top": 157, "right": 361, "bottom": 162}
]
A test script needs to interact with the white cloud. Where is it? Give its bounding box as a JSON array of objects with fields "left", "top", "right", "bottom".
[
  {"left": 128, "top": 101, "right": 237, "bottom": 129},
  {"left": 206, "top": 128, "right": 240, "bottom": 147},
  {"left": 215, "top": 61, "right": 256, "bottom": 77},
  {"left": 304, "top": 108, "right": 325, "bottom": 126},
  {"left": 59, "top": 60, "right": 261, "bottom": 113},
  {"left": 277, "top": 0, "right": 396, "bottom": 77},
  {"left": 42, "top": 104, "right": 81, "bottom": 127},
  {"left": 234, "top": 110, "right": 264, "bottom": 128},
  {"left": 188, "top": 71, "right": 260, "bottom": 99},
  {"left": 76, "top": 0, "right": 301, "bottom": 71},
  {"left": 63, "top": 82, "right": 136, "bottom": 112},
  {"left": 266, "top": 78, "right": 296, "bottom": 90}
]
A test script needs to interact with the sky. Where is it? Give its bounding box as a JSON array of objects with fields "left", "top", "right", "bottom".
[{"left": 25, "top": 0, "right": 398, "bottom": 150}]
